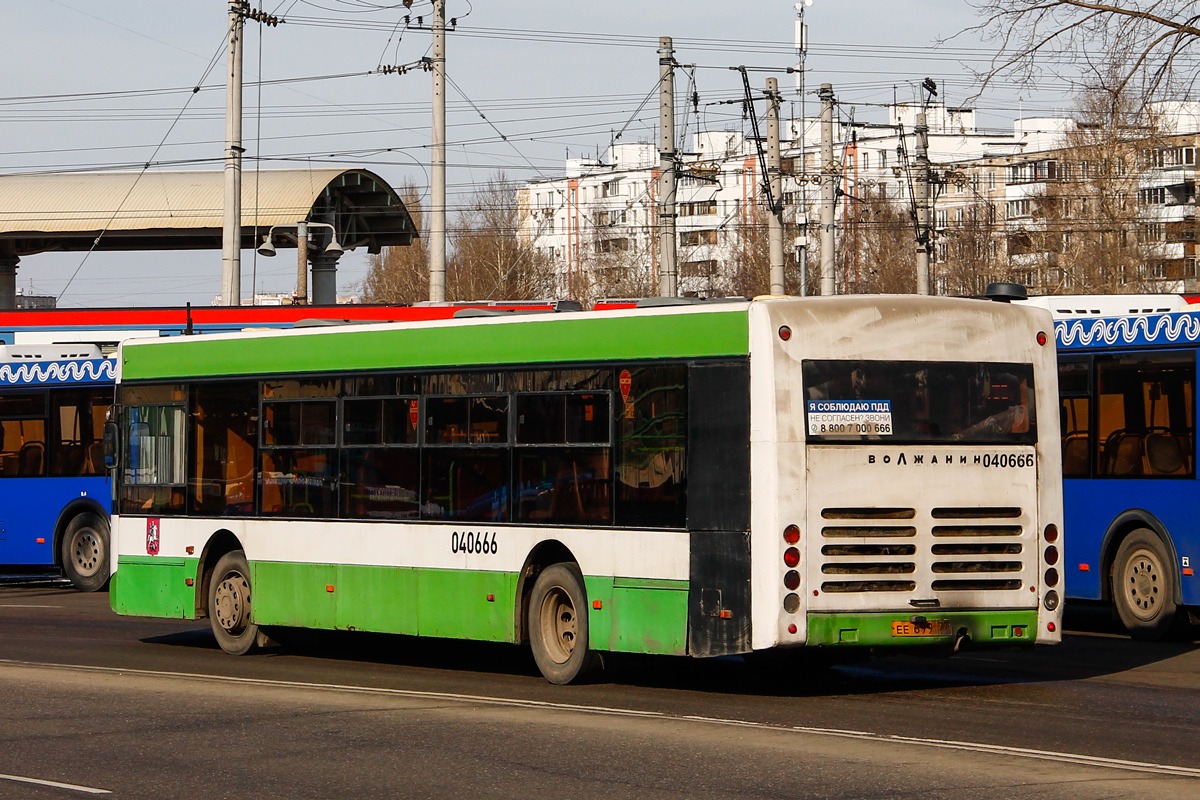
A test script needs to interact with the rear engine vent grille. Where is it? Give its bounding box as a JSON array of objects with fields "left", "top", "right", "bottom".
[
  {"left": 822, "top": 526, "right": 917, "bottom": 538},
  {"left": 822, "top": 562, "right": 916, "bottom": 575},
  {"left": 821, "top": 544, "right": 918, "bottom": 557},
  {"left": 822, "top": 507, "right": 916, "bottom": 520},
  {"left": 816, "top": 506, "right": 1029, "bottom": 596},
  {"left": 821, "top": 580, "right": 917, "bottom": 593},
  {"left": 932, "top": 525, "right": 1022, "bottom": 537},
  {"left": 932, "top": 560, "right": 1023, "bottom": 574},
  {"left": 932, "top": 507, "right": 1021, "bottom": 519},
  {"left": 931, "top": 543, "right": 1022, "bottom": 556},
  {"left": 932, "top": 579, "right": 1023, "bottom": 591}
]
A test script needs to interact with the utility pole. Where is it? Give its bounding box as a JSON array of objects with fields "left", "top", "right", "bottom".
[
  {"left": 221, "top": 1, "right": 246, "bottom": 306},
  {"left": 429, "top": 0, "right": 447, "bottom": 301},
  {"left": 657, "top": 36, "right": 678, "bottom": 298},
  {"left": 295, "top": 221, "right": 308, "bottom": 305},
  {"left": 914, "top": 112, "right": 932, "bottom": 295},
  {"left": 766, "top": 77, "right": 785, "bottom": 295},
  {"left": 819, "top": 83, "right": 836, "bottom": 296},
  {"left": 795, "top": 0, "right": 812, "bottom": 295}
]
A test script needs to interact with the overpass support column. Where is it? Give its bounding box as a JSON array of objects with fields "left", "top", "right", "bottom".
[
  {"left": 0, "top": 248, "right": 18, "bottom": 309},
  {"left": 310, "top": 253, "right": 339, "bottom": 306}
]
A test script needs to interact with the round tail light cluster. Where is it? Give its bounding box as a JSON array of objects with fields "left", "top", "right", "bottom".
[
  {"left": 1043, "top": 524, "right": 1059, "bottom": 543},
  {"left": 1044, "top": 545, "right": 1059, "bottom": 566},
  {"left": 1044, "top": 567, "right": 1060, "bottom": 588},
  {"left": 782, "top": 525, "right": 802, "bottom": 616}
]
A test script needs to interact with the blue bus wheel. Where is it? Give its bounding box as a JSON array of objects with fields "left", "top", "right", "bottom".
[
  {"left": 61, "top": 512, "right": 110, "bottom": 593},
  {"left": 1112, "top": 529, "right": 1179, "bottom": 641}
]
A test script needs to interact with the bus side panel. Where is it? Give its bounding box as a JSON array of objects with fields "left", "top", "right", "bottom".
[
  {"left": 0, "top": 477, "right": 109, "bottom": 567},
  {"left": 609, "top": 578, "right": 689, "bottom": 655},
  {"left": 1063, "top": 479, "right": 1200, "bottom": 606},
  {"left": 251, "top": 561, "right": 337, "bottom": 629},
  {"left": 417, "top": 568, "right": 517, "bottom": 642},
  {"left": 109, "top": 555, "right": 196, "bottom": 618},
  {"left": 334, "top": 564, "right": 419, "bottom": 636},
  {"left": 586, "top": 576, "right": 689, "bottom": 656},
  {"left": 686, "top": 362, "right": 752, "bottom": 657}
]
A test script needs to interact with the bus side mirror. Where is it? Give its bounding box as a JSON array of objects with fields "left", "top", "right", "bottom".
[{"left": 103, "top": 422, "right": 119, "bottom": 470}]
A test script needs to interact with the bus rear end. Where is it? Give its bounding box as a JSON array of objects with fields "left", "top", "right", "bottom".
[{"left": 751, "top": 296, "right": 1063, "bottom": 654}]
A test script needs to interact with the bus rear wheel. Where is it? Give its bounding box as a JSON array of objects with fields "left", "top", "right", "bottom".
[
  {"left": 1112, "top": 529, "right": 1179, "bottom": 641},
  {"left": 528, "top": 563, "right": 599, "bottom": 684},
  {"left": 61, "top": 512, "right": 110, "bottom": 592},
  {"left": 208, "top": 550, "right": 259, "bottom": 655}
]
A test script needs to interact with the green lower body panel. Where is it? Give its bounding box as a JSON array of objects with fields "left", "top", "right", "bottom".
[
  {"left": 250, "top": 562, "right": 516, "bottom": 642},
  {"left": 110, "top": 556, "right": 200, "bottom": 619},
  {"left": 586, "top": 576, "right": 689, "bottom": 656},
  {"left": 806, "top": 609, "right": 1041, "bottom": 648},
  {"left": 114, "top": 556, "right": 689, "bottom": 655}
]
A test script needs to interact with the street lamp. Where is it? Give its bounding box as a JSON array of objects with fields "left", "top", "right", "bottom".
[{"left": 257, "top": 222, "right": 343, "bottom": 305}]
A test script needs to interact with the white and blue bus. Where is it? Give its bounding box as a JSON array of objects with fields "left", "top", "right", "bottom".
[
  {"left": 1048, "top": 301, "right": 1200, "bottom": 638},
  {"left": 0, "top": 344, "right": 114, "bottom": 590}
]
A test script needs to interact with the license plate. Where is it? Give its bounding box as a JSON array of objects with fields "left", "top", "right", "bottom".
[{"left": 891, "top": 619, "right": 952, "bottom": 637}]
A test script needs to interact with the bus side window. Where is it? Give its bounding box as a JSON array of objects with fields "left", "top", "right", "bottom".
[{"left": 1095, "top": 354, "right": 1194, "bottom": 478}]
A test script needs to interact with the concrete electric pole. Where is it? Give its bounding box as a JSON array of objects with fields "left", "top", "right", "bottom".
[
  {"left": 766, "top": 77, "right": 785, "bottom": 295},
  {"left": 221, "top": 1, "right": 246, "bottom": 306},
  {"left": 914, "top": 112, "right": 932, "bottom": 295},
  {"left": 794, "top": 0, "right": 811, "bottom": 295},
  {"left": 429, "top": 0, "right": 447, "bottom": 302},
  {"left": 819, "top": 83, "right": 836, "bottom": 296},
  {"left": 657, "top": 36, "right": 678, "bottom": 298}
]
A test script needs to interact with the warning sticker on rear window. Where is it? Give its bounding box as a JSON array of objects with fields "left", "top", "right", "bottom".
[{"left": 807, "top": 400, "right": 893, "bottom": 436}]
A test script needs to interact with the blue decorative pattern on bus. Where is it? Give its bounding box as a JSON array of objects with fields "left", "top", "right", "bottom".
[
  {"left": 1056, "top": 312, "right": 1200, "bottom": 350},
  {"left": 0, "top": 359, "right": 115, "bottom": 386}
]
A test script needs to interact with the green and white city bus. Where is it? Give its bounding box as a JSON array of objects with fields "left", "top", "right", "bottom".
[{"left": 107, "top": 296, "right": 1063, "bottom": 683}]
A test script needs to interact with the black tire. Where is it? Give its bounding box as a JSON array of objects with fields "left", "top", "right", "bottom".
[
  {"left": 528, "top": 563, "right": 600, "bottom": 684},
  {"left": 1112, "top": 529, "right": 1179, "bottom": 641},
  {"left": 61, "top": 512, "right": 110, "bottom": 592},
  {"left": 208, "top": 550, "right": 259, "bottom": 655}
]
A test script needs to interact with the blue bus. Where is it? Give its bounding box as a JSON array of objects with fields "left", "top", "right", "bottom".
[
  {"left": 0, "top": 344, "right": 114, "bottom": 590},
  {"left": 1053, "top": 306, "right": 1200, "bottom": 638}
]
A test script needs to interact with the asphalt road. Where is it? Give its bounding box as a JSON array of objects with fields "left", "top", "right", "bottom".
[{"left": 1, "top": 580, "right": 1199, "bottom": 800}]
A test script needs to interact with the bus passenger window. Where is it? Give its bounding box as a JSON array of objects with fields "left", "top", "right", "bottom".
[
  {"left": 615, "top": 366, "right": 686, "bottom": 529},
  {"left": 1095, "top": 354, "right": 1194, "bottom": 478}
]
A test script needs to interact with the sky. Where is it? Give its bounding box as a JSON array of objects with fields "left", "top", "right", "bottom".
[{"left": 1, "top": 0, "right": 1076, "bottom": 307}]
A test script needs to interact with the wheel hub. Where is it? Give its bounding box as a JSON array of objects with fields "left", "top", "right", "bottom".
[
  {"left": 214, "top": 573, "right": 249, "bottom": 633},
  {"left": 1125, "top": 548, "right": 1162, "bottom": 621},
  {"left": 539, "top": 587, "right": 577, "bottom": 665},
  {"left": 71, "top": 529, "right": 102, "bottom": 578}
]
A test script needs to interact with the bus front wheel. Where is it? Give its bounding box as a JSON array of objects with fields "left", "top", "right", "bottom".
[
  {"left": 528, "top": 563, "right": 599, "bottom": 684},
  {"left": 208, "top": 550, "right": 259, "bottom": 655},
  {"left": 1112, "top": 529, "right": 1179, "bottom": 641},
  {"left": 61, "top": 512, "right": 110, "bottom": 592}
]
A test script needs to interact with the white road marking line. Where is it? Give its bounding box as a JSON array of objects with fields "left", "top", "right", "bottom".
[
  {"left": 0, "top": 604, "right": 62, "bottom": 609},
  {"left": 0, "top": 772, "right": 111, "bottom": 795},
  {"left": 3, "top": 658, "right": 1199, "bottom": 779}
]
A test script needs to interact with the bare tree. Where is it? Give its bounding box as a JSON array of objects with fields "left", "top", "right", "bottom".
[
  {"left": 569, "top": 220, "right": 657, "bottom": 307},
  {"left": 964, "top": 1, "right": 1200, "bottom": 101},
  {"left": 360, "top": 179, "right": 428, "bottom": 304},
  {"left": 843, "top": 191, "right": 917, "bottom": 294},
  {"left": 939, "top": 198, "right": 1006, "bottom": 296},
  {"left": 448, "top": 172, "right": 556, "bottom": 301}
]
